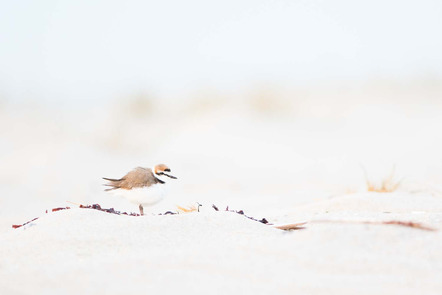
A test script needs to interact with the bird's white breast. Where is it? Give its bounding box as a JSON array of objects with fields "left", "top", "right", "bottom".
[{"left": 111, "top": 183, "right": 168, "bottom": 206}]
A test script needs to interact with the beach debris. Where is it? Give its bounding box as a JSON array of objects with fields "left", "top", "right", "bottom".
[
  {"left": 212, "top": 204, "right": 306, "bottom": 230},
  {"left": 311, "top": 219, "right": 437, "bottom": 231},
  {"left": 12, "top": 217, "right": 40, "bottom": 229},
  {"left": 13, "top": 206, "right": 72, "bottom": 229},
  {"left": 361, "top": 165, "right": 402, "bottom": 193},
  {"left": 177, "top": 204, "right": 200, "bottom": 213},
  {"left": 12, "top": 203, "right": 435, "bottom": 232},
  {"left": 79, "top": 204, "right": 140, "bottom": 216},
  {"left": 159, "top": 211, "right": 177, "bottom": 215},
  {"left": 12, "top": 204, "right": 141, "bottom": 228},
  {"left": 274, "top": 222, "right": 308, "bottom": 230},
  {"left": 382, "top": 220, "right": 436, "bottom": 230},
  {"left": 215, "top": 204, "right": 271, "bottom": 225},
  {"left": 51, "top": 207, "right": 71, "bottom": 212}
]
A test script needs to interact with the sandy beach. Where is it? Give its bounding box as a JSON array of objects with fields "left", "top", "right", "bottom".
[
  {"left": 2, "top": 192, "right": 442, "bottom": 295},
  {"left": 2, "top": 1, "right": 442, "bottom": 293},
  {"left": 1, "top": 90, "right": 442, "bottom": 294}
]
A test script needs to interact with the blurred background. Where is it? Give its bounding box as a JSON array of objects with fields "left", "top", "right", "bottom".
[{"left": 1, "top": 0, "right": 442, "bottom": 226}]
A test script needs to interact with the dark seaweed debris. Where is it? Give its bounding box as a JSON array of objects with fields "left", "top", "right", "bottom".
[
  {"left": 12, "top": 204, "right": 143, "bottom": 228},
  {"left": 12, "top": 203, "right": 433, "bottom": 231},
  {"left": 212, "top": 204, "right": 271, "bottom": 225},
  {"left": 158, "top": 211, "right": 178, "bottom": 215},
  {"left": 13, "top": 207, "right": 71, "bottom": 229},
  {"left": 12, "top": 203, "right": 272, "bottom": 229},
  {"left": 79, "top": 204, "right": 140, "bottom": 216},
  {"left": 12, "top": 217, "right": 40, "bottom": 229}
]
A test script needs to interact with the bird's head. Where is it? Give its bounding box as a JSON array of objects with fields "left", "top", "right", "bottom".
[{"left": 153, "top": 164, "right": 177, "bottom": 180}]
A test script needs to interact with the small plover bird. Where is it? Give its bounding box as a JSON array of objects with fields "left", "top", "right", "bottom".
[{"left": 103, "top": 164, "right": 177, "bottom": 215}]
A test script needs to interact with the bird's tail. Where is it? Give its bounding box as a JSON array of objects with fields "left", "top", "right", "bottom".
[
  {"left": 102, "top": 177, "right": 124, "bottom": 191},
  {"left": 102, "top": 177, "right": 123, "bottom": 182}
]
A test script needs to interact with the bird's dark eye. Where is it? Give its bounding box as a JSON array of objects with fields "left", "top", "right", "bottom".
[{"left": 165, "top": 168, "right": 171, "bottom": 172}]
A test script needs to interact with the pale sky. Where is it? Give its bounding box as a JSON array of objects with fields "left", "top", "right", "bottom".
[{"left": 1, "top": 0, "right": 441, "bottom": 103}]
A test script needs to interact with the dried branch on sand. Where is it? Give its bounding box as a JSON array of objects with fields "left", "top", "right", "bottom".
[{"left": 311, "top": 219, "right": 436, "bottom": 231}]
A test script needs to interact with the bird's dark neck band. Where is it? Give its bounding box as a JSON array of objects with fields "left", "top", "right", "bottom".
[{"left": 154, "top": 175, "right": 165, "bottom": 184}]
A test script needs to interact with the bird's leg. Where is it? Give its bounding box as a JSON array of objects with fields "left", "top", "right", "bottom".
[{"left": 139, "top": 204, "right": 144, "bottom": 216}]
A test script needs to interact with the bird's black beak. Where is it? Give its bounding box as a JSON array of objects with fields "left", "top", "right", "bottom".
[{"left": 163, "top": 173, "right": 177, "bottom": 179}]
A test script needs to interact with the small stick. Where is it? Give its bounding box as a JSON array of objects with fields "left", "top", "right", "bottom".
[
  {"left": 274, "top": 222, "right": 307, "bottom": 231},
  {"left": 311, "top": 219, "right": 437, "bottom": 231},
  {"left": 12, "top": 217, "right": 39, "bottom": 229}
]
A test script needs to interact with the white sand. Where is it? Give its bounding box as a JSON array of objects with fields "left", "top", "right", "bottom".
[{"left": 1, "top": 192, "right": 442, "bottom": 295}]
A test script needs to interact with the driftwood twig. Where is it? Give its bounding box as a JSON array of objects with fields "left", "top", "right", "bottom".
[{"left": 311, "top": 219, "right": 436, "bottom": 231}]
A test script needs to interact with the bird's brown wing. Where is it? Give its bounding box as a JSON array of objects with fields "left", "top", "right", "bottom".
[{"left": 103, "top": 167, "right": 158, "bottom": 191}]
